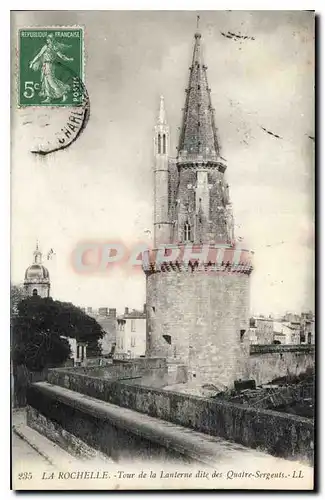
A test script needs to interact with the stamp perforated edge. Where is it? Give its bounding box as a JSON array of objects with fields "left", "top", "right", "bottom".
[{"left": 15, "top": 25, "right": 86, "bottom": 109}]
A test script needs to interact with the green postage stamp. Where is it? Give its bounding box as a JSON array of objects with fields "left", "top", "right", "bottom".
[{"left": 18, "top": 27, "right": 84, "bottom": 107}]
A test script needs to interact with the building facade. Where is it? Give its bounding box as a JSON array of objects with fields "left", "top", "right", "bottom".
[
  {"left": 24, "top": 243, "right": 50, "bottom": 298},
  {"left": 249, "top": 317, "right": 274, "bottom": 344},
  {"left": 82, "top": 307, "right": 117, "bottom": 355},
  {"left": 248, "top": 314, "right": 313, "bottom": 346},
  {"left": 273, "top": 321, "right": 300, "bottom": 345},
  {"left": 61, "top": 336, "right": 87, "bottom": 366},
  {"left": 143, "top": 27, "right": 254, "bottom": 388},
  {"left": 114, "top": 306, "right": 146, "bottom": 360},
  {"left": 300, "top": 312, "right": 315, "bottom": 345}
]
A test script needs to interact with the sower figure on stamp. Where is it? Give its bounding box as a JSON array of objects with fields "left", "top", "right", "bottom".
[{"left": 29, "top": 34, "right": 74, "bottom": 103}]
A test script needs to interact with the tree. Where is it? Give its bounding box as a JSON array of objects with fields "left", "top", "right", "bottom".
[
  {"left": 10, "top": 283, "right": 25, "bottom": 318},
  {"left": 12, "top": 296, "right": 106, "bottom": 371}
]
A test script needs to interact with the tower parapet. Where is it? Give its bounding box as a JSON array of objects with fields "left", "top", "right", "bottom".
[{"left": 143, "top": 244, "right": 253, "bottom": 275}]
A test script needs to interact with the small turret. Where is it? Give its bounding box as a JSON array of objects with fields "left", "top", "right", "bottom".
[{"left": 153, "top": 95, "right": 172, "bottom": 246}]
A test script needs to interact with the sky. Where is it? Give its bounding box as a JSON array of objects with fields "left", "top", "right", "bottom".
[{"left": 11, "top": 10, "right": 315, "bottom": 316}]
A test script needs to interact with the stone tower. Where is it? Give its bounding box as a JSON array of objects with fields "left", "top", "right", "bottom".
[
  {"left": 144, "top": 26, "right": 254, "bottom": 389},
  {"left": 24, "top": 242, "right": 51, "bottom": 298}
]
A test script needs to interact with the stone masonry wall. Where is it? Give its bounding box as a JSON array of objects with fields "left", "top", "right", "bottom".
[
  {"left": 245, "top": 345, "right": 315, "bottom": 386},
  {"left": 27, "top": 390, "right": 191, "bottom": 465},
  {"left": 53, "top": 357, "right": 168, "bottom": 381},
  {"left": 146, "top": 270, "right": 250, "bottom": 390},
  {"left": 43, "top": 369, "right": 314, "bottom": 464},
  {"left": 173, "top": 168, "right": 229, "bottom": 244}
]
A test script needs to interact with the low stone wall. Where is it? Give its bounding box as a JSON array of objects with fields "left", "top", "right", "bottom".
[
  {"left": 50, "top": 357, "right": 187, "bottom": 388},
  {"left": 27, "top": 406, "right": 113, "bottom": 462},
  {"left": 45, "top": 369, "right": 314, "bottom": 464},
  {"left": 250, "top": 345, "right": 314, "bottom": 354},
  {"left": 247, "top": 345, "right": 315, "bottom": 386},
  {"left": 26, "top": 385, "right": 201, "bottom": 465},
  {"left": 51, "top": 357, "right": 168, "bottom": 381}
]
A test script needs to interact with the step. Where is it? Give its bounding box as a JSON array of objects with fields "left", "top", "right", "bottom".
[{"left": 13, "top": 423, "right": 78, "bottom": 467}]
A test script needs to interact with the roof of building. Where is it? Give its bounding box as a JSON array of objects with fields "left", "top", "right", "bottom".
[
  {"left": 252, "top": 316, "right": 273, "bottom": 322},
  {"left": 177, "top": 28, "right": 220, "bottom": 160},
  {"left": 117, "top": 310, "right": 146, "bottom": 321},
  {"left": 24, "top": 243, "right": 50, "bottom": 283},
  {"left": 273, "top": 321, "right": 292, "bottom": 335}
]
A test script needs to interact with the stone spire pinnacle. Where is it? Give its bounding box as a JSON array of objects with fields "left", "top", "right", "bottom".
[
  {"left": 33, "top": 240, "right": 42, "bottom": 264},
  {"left": 196, "top": 14, "right": 200, "bottom": 33},
  {"left": 177, "top": 26, "right": 220, "bottom": 161},
  {"left": 158, "top": 95, "right": 167, "bottom": 125}
]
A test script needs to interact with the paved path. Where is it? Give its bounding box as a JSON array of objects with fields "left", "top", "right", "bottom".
[{"left": 12, "top": 432, "right": 51, "bottom": 467}]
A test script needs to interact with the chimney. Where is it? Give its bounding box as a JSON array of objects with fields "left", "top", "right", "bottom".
[
  {"left": 125, "top": 307, "right": 129, "bottom": 315},
  {"left": 109, "top": 308, "right": 116, "bottom": 318}
]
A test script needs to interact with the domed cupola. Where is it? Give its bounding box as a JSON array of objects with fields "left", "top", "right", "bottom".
[{"left": 24, "top": 242, "right": 51, "bottom": 298}]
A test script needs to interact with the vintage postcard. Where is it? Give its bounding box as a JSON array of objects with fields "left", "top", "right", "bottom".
[{"left": 10, "top": 10, "right": 315, "bottom": 491}]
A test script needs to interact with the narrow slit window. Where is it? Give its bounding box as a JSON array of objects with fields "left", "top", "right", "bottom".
[
  {"left": 184, "top": 221, "right": 192, "bottom": 242},
  {"left": 163, "top": 134, "right": 166, "bottom": 154},
  {"left": 158, "top": 133, "right": 161, "bottom": 154}
]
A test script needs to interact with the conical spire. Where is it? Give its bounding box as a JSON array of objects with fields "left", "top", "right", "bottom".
[
  {"left": 158, "top": 95, "right": 167, "bottom": 125},
  {"left": 177, "top": 24, "right": 220, "bottom": 161}
]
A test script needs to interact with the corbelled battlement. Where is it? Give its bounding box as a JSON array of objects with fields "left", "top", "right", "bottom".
[
  {"left": 143, "top": 244, "right": 253, "bottom": 275},
  {"left": 144, "top": 260, "right": 253, "bottom": 275}
]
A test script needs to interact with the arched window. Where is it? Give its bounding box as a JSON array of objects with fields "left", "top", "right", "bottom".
[
  {"left": 184, "top": 221, "right": 192, "bottom": 242},
  {"left": 32, "top": 288, "right": 38, "bottom": 296},
  {"left": 163, "top": 134, "right": 166, "bottom": 154},
  {"left": 157, "top": 133, "right": 161, "bottom": 154}
]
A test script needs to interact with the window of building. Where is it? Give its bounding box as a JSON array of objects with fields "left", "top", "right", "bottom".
[
  {"left": 32, "top": 288, "right": 38, "bottom": 296},
  {"left": 158, "top": 133, "right": 161, "bottom": 154},
  {"left": 121, "top": 338, "right": 124, "bottom": 350},
  {"left": 163, "top": 134, "right": 166, "bottom": 154},
  {"left": 308, "top": 332, "right": 312, "bottom": 344},
  {"left": 240, "top": 329, "right": 246, "bottom": 342},
  {"left": 77, "top": 345, "right": 80, "bottom": 358},
  {"left": 131, "top": 336, "right": 136, "bottom": 347},
  {"left": 184, "top": 221, "right": 192, "bottom": 242},
  {"left": 131, "top": 319, "right": 136, "bottom": 332}
]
